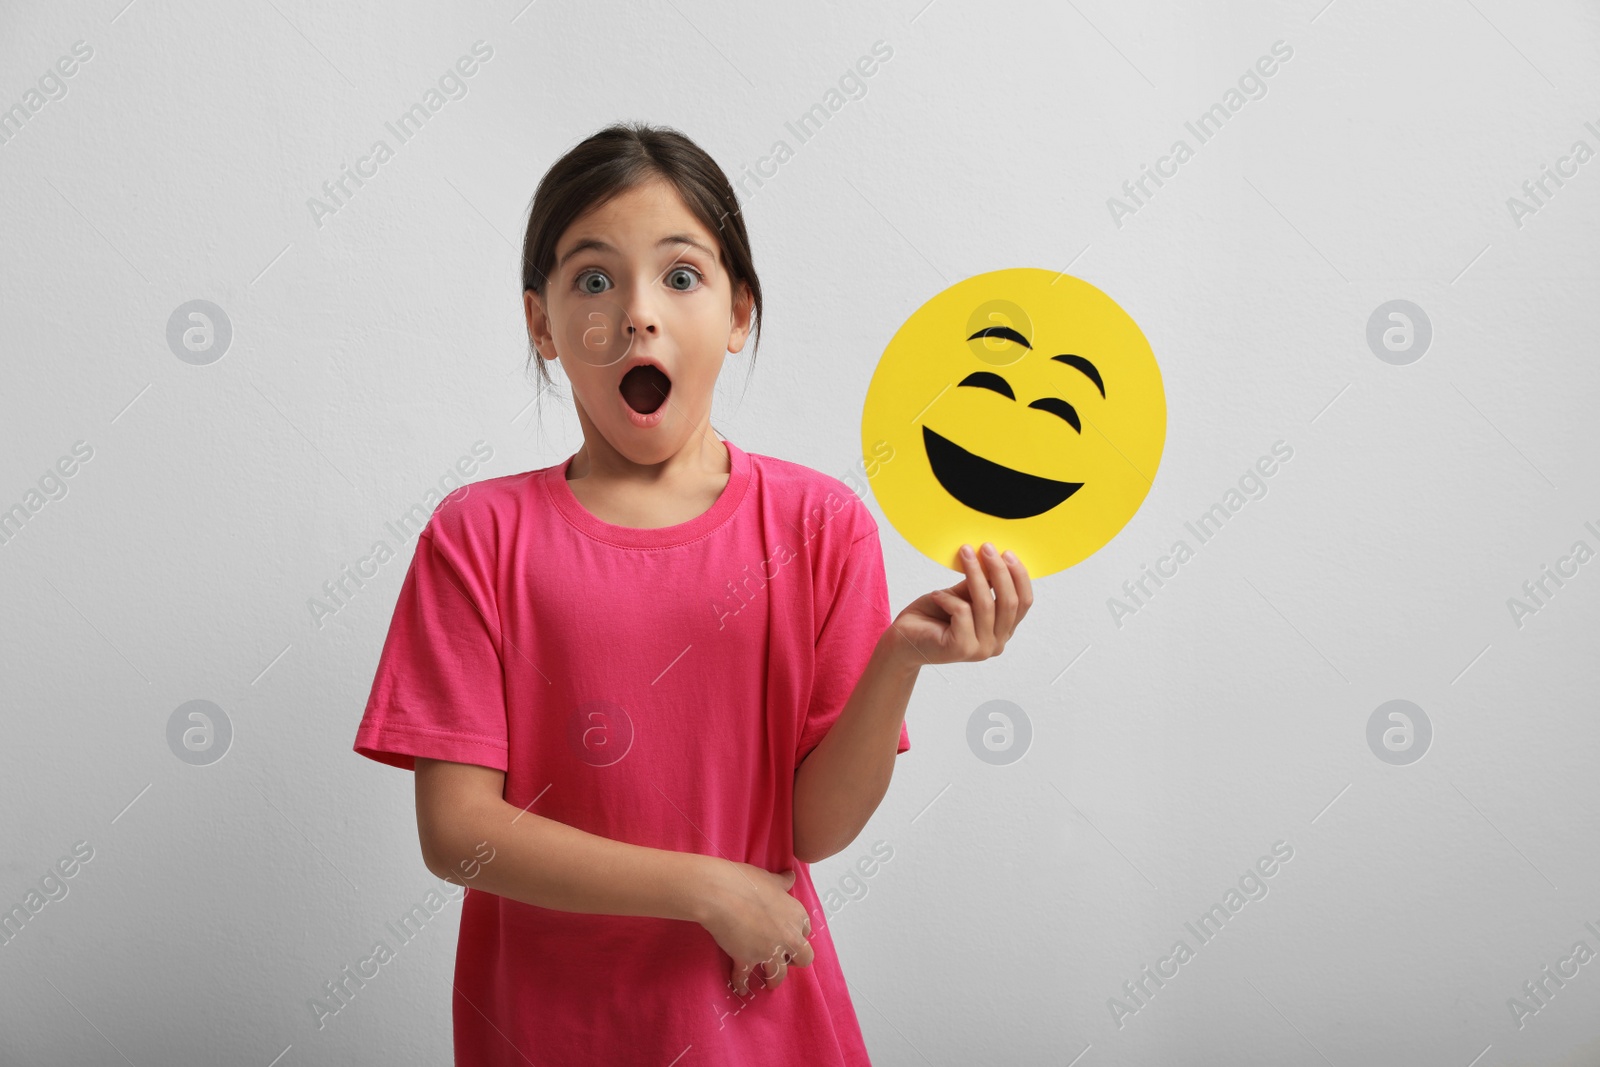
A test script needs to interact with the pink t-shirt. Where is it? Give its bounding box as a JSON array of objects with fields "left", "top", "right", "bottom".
[{"left": 353, "top": 437, "right": 909, "bottom": 1065}]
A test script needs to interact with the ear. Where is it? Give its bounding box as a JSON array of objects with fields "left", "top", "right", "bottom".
[
  {"left": 726, "top": 281, "right": 754, "bottom": 355},
  {"left": 524, "top": 289, "right": 554, "bottom": 362}
]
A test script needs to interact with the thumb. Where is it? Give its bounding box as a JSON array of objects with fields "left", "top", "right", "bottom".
[{"left": 781, "top": 869, "right": 796, "bottom": 887}]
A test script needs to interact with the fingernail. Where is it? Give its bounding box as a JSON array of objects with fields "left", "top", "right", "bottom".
[
  {"left": 960, "top": 544, "right": 975, "bottom": 561},
  {"left": 1002, "top": 549, "right": 1017, "bottom": 563},
  {"left": 982, "top": 542, "right": 997, "bottom": 557}
]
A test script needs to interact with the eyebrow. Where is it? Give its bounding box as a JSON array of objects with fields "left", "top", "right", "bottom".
[
  {"left": 556, "top": 234, "right": 716, "bottom": 271},
  {"left": 965, "top": 327, "right": 1105, "bottom": 397}
]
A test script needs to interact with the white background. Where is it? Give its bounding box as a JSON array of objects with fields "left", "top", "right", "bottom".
[{"left": 2, "top": 1, "right": 1598, "bottom": 1064}]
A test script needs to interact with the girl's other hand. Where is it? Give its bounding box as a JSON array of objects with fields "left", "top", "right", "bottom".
[
  {"left": 889, "top": 543, "right": 1033, "bottom": 669},
  {"left": 701, "top": 861, "right": 815, "bottom": 995}
]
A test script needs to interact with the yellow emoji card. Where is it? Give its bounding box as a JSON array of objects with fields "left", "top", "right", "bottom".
[{"left": 861, "top": 268, "right": 1166, "bottom": 578}]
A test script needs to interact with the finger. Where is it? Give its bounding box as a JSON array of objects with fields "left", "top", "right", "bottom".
[
  {"left": 1003, "top": 549, "right": 1034, "bottom": 624},
  {"left": 782, "top": 917, "right": 810, "bottom": 948},
  {"left": 781, "top": 869, "right": 796, "bottom": 888},
  {"left": 984, "top": 543, "right": 1019, "bottom": 641},
  {"left": 732, "top": 961, "right": 753, "bottom": 996},
  {"left": 929, "top": 588, "right": 973, "bottom": 652},
  {"left": 915, "top": 589, "right": 954, "bottom": 623},
  {"left": 960, "top": 544, "right": 995, "bottom": 649},
  {"left": 760, "top": 951, "right": 788, "bottom": 988},
  {"left": 792, "top": 939, "right": 816, "bottom": 968}
]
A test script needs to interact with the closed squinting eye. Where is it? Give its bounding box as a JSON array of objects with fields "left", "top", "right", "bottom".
[
  {"left": 957, "top": 371, "right": 1013, "bottom": 399},
  {"left": 956, "top": 372, "right": 1081, "bottom": 433},
  {"left": 1027, "top": 396, "right": 1080, "bottom": 433}
]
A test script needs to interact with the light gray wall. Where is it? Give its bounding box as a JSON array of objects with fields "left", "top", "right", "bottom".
[{"left": 3, "top": 1, "right": 1598, "bottom": 1064}]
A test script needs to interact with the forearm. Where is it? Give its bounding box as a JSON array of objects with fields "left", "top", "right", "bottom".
[
  {"left": 426, "top": 795, "right": 721, "bottom": 925},
  {"left": 793, "top": 630, "right": 922, "bottom": 863}
]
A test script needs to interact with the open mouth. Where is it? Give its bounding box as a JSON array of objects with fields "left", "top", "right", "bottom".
[
  {"left": 620, "top": 363, "right": 672, "bottom": 415},
  {"left": 923, "top": 425, "right": 1083, "bottom": 519}
]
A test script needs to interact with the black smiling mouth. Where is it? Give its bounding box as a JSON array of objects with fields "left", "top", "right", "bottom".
[{"left": 922, "top": 426, "right": 1083, "bottom": 519}]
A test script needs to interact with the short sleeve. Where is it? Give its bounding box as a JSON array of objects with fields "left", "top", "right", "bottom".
[
  {"left": 795, "top": 526, "right": 911, "bottom": 765},
  {"left": 352, "top": 526, "right": 508, "bottom": 773}
]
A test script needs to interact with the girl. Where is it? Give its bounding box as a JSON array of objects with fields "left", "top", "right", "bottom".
[{"left": 353, "top": 121, "right": 1032, "bottom": 1065}]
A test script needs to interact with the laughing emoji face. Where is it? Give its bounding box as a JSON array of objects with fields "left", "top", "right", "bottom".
[{"left": 861, "top": 268, "right": 1165, "bottom": 578}]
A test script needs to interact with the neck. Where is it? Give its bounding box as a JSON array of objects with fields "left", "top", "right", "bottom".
[{"left": 567, "top": 404, "right": 726, "bottom": 485}]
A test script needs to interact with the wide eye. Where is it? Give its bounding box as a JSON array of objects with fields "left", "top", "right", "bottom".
[
  {"left": 575, "top": 269, "right": 610, "bottom": 295},
  {"left": 957, "top": 371, "right": 1014, "bottom": 399},
  {"left": 667, "top": 266, "right": 702, "bottom": 291},
  {"left": 1029, "top": 396, "right": 1081, "bottom": 433}
]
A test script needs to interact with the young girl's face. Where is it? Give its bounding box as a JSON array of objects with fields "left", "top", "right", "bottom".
[{"left": 525, "top": 178, "right": 752, "bottom": 463}]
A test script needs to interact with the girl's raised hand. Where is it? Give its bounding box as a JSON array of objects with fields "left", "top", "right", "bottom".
[{"left": 889, "top": 543, "right": 1033, "bottom": 668}]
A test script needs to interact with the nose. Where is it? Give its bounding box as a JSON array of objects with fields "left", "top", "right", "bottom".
[{"left": 623, "top": 277, "right": 661, "bottom": 338}]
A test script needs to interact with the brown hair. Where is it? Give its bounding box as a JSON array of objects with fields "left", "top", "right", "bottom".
[{"left": 520, "top": 121, "right": 762, "bottom": 404}]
